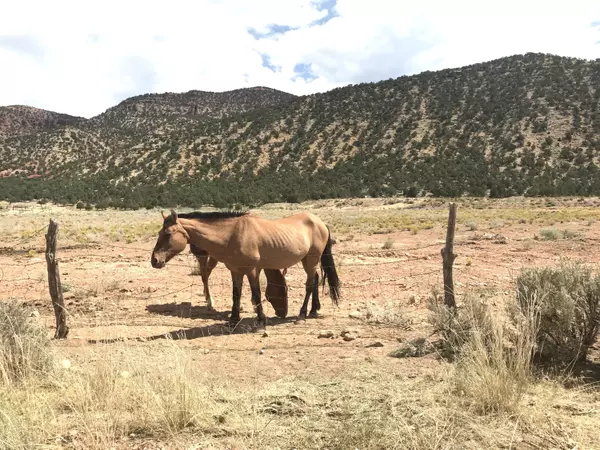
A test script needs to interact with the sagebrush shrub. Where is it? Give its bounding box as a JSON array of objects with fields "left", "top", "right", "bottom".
[{"left": 516, "top": 261, "right": 600, "bottom": 367}]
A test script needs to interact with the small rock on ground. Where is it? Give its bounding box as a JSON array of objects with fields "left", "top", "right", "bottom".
[
  {"left": 318, "top": 330, "right": 335, "bottom": 339},
  {"left": 341, "top": 327, "right": 360, "bottom": 337},
  {"left": 408, "top": 294, "right": 420, "bottom": 305},
  {"left": 389, "top": 337, "right": 435, "bottom": 358}
]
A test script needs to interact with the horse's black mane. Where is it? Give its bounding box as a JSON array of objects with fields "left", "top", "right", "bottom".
[{"left": 176, "top": 210, "right": 249, "bottom": 221}]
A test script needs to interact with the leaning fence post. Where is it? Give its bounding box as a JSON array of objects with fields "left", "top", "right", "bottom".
[
  {"left": 45, "top": 219, "right": 69, "bottom": 339},
  {"left": 441, "top": 203, "right": 457, "bottom": 308}
]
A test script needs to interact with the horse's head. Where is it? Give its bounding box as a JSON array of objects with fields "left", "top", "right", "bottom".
[
  {"left": 264, "top": 269, "right": 289, "bottom": 319},
  {"left": 151, "top": 210, "right": 190, "bottom": 269}
]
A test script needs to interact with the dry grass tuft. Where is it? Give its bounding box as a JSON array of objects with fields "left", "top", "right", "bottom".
[
  {"left": 429, "top": 293, "right": 539, "bottom": 415},
  {"left": 0, "top": 326, "right": 597, "bottom": 449},
  {"left": 364, "top": 300, "right": 413, "bottom": 328},
  {"left": 0, "top": 299, "right": 54, "bottom": 385},
  {"left": 452, "top": 297, "right": 538, "bottom": 414}
]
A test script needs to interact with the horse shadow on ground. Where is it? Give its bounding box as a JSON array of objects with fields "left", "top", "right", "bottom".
[
  {"left": 145, "top": 302, "right": 231, "bottom": 321},
  {"left": 87, "top": 302, "right": 298, "bottom": 344}
]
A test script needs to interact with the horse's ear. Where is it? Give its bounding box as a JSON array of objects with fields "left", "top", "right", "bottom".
[
  {"left": 161, "top": 211, "right": 168, "bottom": 220},
  {"left": 170, "top": 209, "right": 178, "bottom": 221}
]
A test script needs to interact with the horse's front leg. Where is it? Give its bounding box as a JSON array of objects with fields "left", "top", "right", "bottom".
[
  {"left": 229, "top": 271, "right": 244, "bottom": 327},
  {"left": 197, "top": 253, "right": 211, "bottom": 306},
  {"left": 247, "top": 268, "right": 267, "bottom": 331},
  {"left": 202, "top": 256, "right": 218, "bottom": 310}
]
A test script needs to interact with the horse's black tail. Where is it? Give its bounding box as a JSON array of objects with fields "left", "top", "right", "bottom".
[{"left": 320, "top": 225, "right": 341, "bottom": 306}]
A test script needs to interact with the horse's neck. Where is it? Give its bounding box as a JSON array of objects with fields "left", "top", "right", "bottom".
[{"left": 180, "top": 218, "right": 234, "bottom": 251}]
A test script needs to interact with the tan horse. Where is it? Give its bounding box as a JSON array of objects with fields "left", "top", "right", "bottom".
[
  {"left": 151, "top": 210, "right": 340, "bottom": 329},
  {"left": 189, "top": 243, "right": 289, "bottom": 318},
  {"left": 189, "top": 236, "right": 337, "bottom": 315}
]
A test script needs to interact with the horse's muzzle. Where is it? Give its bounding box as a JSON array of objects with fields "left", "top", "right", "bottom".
[
  {"left": 151, "top": 256, "right": 164, "bottom": 269},
  {"left": 274, "top": 306, "right": 288, "bottom": 319}
]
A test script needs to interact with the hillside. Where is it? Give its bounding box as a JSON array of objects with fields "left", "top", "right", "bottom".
[
  {"left": 0, "top": 105, "right": 85, "bottom": 138},
  {"left": 94, "top": 86, "right": 296, "bottom": 121},
  {"left": 1, "top": 52, "right": 600, "bottom": 208},
  {"left": 89, "top": 86, "right": 297, "bottom": 133}
]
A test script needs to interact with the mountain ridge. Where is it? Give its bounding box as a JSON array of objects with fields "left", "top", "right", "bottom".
[
  {"left": 1, "top": 52, "right": 599, "bottom": 208},
  {"left": 0, "top": 105, "right": 87, "bottom": 138}
]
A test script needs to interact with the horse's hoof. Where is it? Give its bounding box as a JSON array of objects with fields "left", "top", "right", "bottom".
[
  {"left": 254, "top": 318, "right": 267, "bottom": 331},
  {"left": 228, "top": 317, "right": 241, "bottom": 328},
  {"left": 295, "top": 315, "right": 307, "bottom": 324},
  {"left": 308, "top": 311, "right": 320, "bottom": 319}
]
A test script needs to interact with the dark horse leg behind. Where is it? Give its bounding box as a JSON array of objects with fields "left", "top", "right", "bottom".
[{"left": 190, "top": 243, "right": 289, "bottom": 319}]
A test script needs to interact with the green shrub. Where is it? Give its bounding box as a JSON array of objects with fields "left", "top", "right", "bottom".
[
  {"left": 539, "top": 228, "right": 580, "bottom": 240},
  {"left": 382, "top": 238, "right": 394, "bottom": 250},
  {"left": 464, "top": 221, "right": 478, "bottom": 231},
  {"left": 539, "top": 227, "right": 561, "bottom": 240}
]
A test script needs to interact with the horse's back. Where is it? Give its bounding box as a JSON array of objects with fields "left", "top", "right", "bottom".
[
  {"left": 260, "top": 211, "right": 329, "bottom": 253},
  {"left": 233, "top": 212, "right": 329, "bottom": 268},
  {"left": 273, "top": 211, "right": 326, "bottom": 229},
  {"left": 252, "top": 212, "right": 327, "bottom": 240}
]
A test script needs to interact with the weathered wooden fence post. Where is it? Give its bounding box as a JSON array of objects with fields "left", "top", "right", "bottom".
[
  {"left": 45, "top": 219, "right": 69, "bottom": 339},
  {"left": 441, "top": 203, "right": 457, "bottom": 308}
]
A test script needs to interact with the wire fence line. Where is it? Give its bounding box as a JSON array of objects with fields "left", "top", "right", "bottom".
[
  {"left": 1, "top": 263, "right": 442, "bottom": 293},
  {"left": 1, "top": 243, "right": 443, "bottom": 284},
  {"left": 0, "top": 221, "right": 447, "bottom": 334},
  {"left": 0, "top": 258, "right": 447, "bottom": 344},
  {"left": 1, "top": 263, "right": 442, "bottom": 303}
]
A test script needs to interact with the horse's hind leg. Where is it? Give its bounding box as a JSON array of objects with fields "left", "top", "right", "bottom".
[
  {"left": 229, "top": 271, "right": 244, "bottom": 327},
  {"left": 297, "top": 287, "right": 312, "bottom": 322},
  {"left": 247, "top": 268, "right": 267, "bottom": 330},
  {"left": 297, "top": 258, "right": 318, "bottom": 321},
  {"left": 309, "top": 272, "right": 320, "bottom": 318}
]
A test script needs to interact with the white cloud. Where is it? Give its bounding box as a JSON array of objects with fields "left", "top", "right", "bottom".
[{"left": 0, "top": 0, "right": 599, "bottom": 118}]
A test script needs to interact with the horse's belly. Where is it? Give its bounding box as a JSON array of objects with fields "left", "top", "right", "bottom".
[{"left": 258, "top": 248, "right": 306, "bottom": 269}]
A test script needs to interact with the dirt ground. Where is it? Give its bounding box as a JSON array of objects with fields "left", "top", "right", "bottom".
[{"left": 2, "top": 197, "right": 600, "bottom": 448}]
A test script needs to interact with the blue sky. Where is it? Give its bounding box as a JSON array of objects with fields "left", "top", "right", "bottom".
[{"left": 0, "top": 0, "right": 599, "bottom": 118}]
